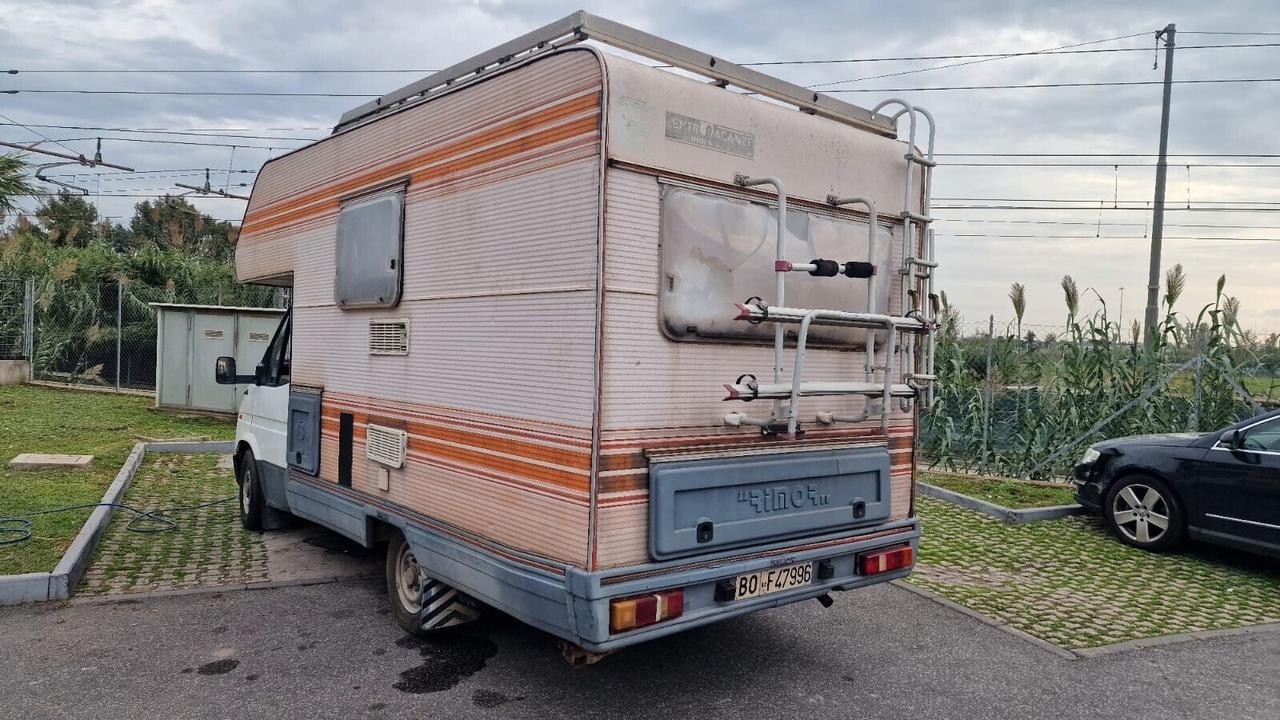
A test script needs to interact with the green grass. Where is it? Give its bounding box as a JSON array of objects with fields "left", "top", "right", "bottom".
[
  {"left": 1243, "top": 376, "right": 1280, "bottom": 402},
  {"left": 909, "top": 497, "right": 1280, "bottom": 649},
  {"left": 0, "top": 384, "right": 233, "bottom": 575},
  {"left": 921, "top": 472, "right": 1078, "bottom": 509}
]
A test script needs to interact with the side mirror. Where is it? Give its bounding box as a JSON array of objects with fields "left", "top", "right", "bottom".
[
  {"left": 215, "top": 356, "right": 255, "bottom": 385},
  {"left": 1219, "top": 429, "right": 1243, "bottom": 450},
  {"left": 215, "top": 356, "right": 238, "bottom": 385}
]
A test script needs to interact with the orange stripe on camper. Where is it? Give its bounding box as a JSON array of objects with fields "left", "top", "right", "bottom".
[{"left": 241, "top": 94, "right": 601, "bottom": 237}]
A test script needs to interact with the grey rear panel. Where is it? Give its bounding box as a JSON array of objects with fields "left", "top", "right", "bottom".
[{"left": 649, "top": 447, "right": 892, "bottom": 559}]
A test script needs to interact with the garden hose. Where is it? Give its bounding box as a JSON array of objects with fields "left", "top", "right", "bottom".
[{"left": 0, "top": 496, "right": 237, "bottom": 546}]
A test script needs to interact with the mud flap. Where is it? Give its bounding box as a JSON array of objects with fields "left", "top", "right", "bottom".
[{"left": 419, "top": 575, "right": 481, "bottom": 631}]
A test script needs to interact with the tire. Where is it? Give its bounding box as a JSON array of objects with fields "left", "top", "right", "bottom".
[
  {"left": 236, "top": 448, "right": 265, "bottom": 532},
  {"left": 386, "top": 533, "right": 429, "bottom": 637},
  {"left": 1104, "top": 474, "right": 1184, "bottom": 552},
  {"left": 384, "top": 532, "right": 479, "bottom": 637}
]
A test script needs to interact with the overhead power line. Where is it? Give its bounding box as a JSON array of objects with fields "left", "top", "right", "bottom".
[
  {"left": 937, "top": 153, "right": 1280, "bottom": 158},
  {"left": 939, "top": 233, "right": 1280, "bottom": 243},
  {"left": 943, "top": 161, "right": 1280, "bottom": 168},
  {"left": 0, "top": 122, "right": 319, "bottom": 142},
  {"left": 8, "top": 78, "right": 1280, "bottom": 99},
  {"left": 47, "top": 135, "right": 301, "bottom": 150},
  {"left": 8, "top": 41, "right": 1280, "bottom": 75},
  {"left": 825, "top": 77, "right": 1280, "bottom": 93},
  {"left": 934, "top": 204, "right": 1280, "bottom": 212},
  {"left": 3, "top": 89, "right": 376, "bottom": 98},
  {"left": 936, "top": 218, "right": 1280, "bottom": 231},
  {"left": 810, "top": 31, "right": 1150, "bottom": 88},
  {"left": 935, "top": 197, "right": 1280, "bottom": 205}
]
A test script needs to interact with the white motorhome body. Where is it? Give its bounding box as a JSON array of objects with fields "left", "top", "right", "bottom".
[{"left": 225, "top": 12, "right": 938, "bottom": 653}]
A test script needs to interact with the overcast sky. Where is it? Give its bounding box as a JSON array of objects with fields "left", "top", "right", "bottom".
[{"left": 3, "top": 0, "right": 1278, "bottom": 334}]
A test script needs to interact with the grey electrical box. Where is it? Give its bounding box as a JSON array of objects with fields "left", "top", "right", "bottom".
[{"left": 152, "top": 303, "right": 286, "bottom": 414}]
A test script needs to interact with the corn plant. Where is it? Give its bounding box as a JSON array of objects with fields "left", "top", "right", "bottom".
[{"left": 922, "top": 268, "right": 1259, "bottom": 480}]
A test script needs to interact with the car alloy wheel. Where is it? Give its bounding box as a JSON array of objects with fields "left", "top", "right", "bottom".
[{"left": 1111, "top": 482, "right": 1171, "bottom": 545}]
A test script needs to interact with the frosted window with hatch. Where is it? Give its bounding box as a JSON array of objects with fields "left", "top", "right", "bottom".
[
  {"left": 659, "top": 186, "right": 893, "bottom": 345},
  {"left": 334, "top": 189, "right": 405, "bottom": 309}
]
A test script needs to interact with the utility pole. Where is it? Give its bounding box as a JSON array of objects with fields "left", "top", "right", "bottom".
[
  {"left": 1118, "top": 286, "right": 1125, "bottom": 328},
  {"left": 1143, "top": 23, "right": 1176, "bottom": 348}
]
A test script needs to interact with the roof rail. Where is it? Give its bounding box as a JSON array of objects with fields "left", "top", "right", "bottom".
[{"left": 333, "top": 10, "right": 896, "bottom": 137}]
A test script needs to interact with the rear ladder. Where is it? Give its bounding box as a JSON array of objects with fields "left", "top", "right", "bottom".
[{"left": 722, "top": 102, "right": 939, "bottom": 436}]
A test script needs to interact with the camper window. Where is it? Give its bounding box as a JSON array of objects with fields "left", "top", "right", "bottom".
[
  {"left": 658, "top": 185, "right": 893, "bottom": 346},
  {"left": 334, "top": 187, "right": 405, "bottom": 309}
]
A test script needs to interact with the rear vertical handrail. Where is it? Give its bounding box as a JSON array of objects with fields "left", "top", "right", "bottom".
[
  {"left": 735, "top": 174, "right": 788, "bottom": 422},
  {"left": 826, "top": 195, "right": 879, "bottom": 385}
]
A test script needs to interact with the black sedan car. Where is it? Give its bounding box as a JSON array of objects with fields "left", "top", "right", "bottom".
[{"left": 1074, "top": 410, "right": 1280, "bottom": 558}]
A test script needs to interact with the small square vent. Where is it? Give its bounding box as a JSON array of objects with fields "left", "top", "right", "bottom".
[
  {"left": 369, "top": 319, "right": 409, "bottom": 356},
  {"left": 366, "top": 424, "right": 408, "bottom": 468}
]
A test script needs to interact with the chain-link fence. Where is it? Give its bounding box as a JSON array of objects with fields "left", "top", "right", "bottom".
[
  {"left": 1, "top": 275, "right": 282, "bottom": 392},
  {"left": 921, "top": 316, "right": 1275, "bottom": 480},
  {"left": 0, "top": 277, "right": 30, "bottom": 361}
]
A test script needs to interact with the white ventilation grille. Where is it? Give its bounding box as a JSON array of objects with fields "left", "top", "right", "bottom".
[
  {"left": 248, "top": 332, "right": 271, "bottom": 342},
  {"left": 202, "top": 329, "right": 224, "bottom": 339},
  {"left": 366, "top": 424, "right": 408, "bottom": 468},
  {"left": 369, "top": 319, "right": 409, "bottom": 355}
]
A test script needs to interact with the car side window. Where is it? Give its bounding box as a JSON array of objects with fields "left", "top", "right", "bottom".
[{"left": 1242, "top": 417, "right": 1280, "bottom": 452}]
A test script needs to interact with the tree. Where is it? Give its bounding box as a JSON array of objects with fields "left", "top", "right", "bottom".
[
  {"left": 36, "top": 189, "right": 100, "bottom": 248},
  {"left": 128, "top": 195, "right": 238, "bottom": 261},
  {"left": 0, "top": 154, "right": 36, "bottom": 219}
]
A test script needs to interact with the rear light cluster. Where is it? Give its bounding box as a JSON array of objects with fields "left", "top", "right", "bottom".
[
  {"left": 858, "top": 545, "right": 913, "bottom": 575},
  {"left": 609, "top": 589, "right": 684, "bottom": 633}
]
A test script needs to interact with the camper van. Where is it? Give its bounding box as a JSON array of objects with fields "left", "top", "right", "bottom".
[{"left": 217, "top": 11, "right": 939, "bottom": 659}]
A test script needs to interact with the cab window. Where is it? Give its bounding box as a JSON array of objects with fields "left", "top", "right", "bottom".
[{"left": 258, "top": 311, "right": 291, "bottom": 387}]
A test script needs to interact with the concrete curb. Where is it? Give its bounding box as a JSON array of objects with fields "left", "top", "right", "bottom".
[
  {"left": 918, "top": 482, "right": 1083, "bottom": 524},
  {"left": 145, "top": 440, "right": 234, "bottom": 454},
  {"left": 0, "top": 440, "right": 234, "bottom": 606},
  {"left": 68, "top": 574, "right": 381, "bottom": 606},
  {"left": 893, "top": 579, "right": 1280, "bottom": 660}
]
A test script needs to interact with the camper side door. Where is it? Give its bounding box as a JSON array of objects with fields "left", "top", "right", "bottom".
[{"left": 249, "top": 311, "right": 291, "bottom": 470}]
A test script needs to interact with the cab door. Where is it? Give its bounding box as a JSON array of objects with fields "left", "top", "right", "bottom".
[
  {"left": 1197, "top": 416, "right": 1280, "bottom": 553},
  {"left": 249, "top": 312, "right": 291, "bottom": 470}
]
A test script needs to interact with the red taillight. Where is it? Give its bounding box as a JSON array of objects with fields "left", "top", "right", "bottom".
[
  {"left": 858, "top": 545, "right": 913, "bottom": 575},
  {"left": 609, "top": 589, "right": 684, "bottom": 633}
]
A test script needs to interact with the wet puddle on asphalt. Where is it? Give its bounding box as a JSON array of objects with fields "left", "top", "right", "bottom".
[{"left": 392, "top": 631, "right": 498, "bottom": 694}]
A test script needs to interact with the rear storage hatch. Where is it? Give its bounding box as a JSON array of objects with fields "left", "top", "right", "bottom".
[{"left": 649, "top": 446, "right": 891, "bottom": 560}]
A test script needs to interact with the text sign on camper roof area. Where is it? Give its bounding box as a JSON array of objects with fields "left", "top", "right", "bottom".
[{"left": 664, "top": 111, "right": 755, "bottom": 159}]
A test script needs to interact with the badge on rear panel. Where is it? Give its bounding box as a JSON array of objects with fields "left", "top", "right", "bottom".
[{"left": 664, "top": 111, "right": 755, "bottom": 158}]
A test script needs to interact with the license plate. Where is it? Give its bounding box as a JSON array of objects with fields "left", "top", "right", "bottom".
[{"left": 731, "top": 563, "right": 814, "bottom": 601}]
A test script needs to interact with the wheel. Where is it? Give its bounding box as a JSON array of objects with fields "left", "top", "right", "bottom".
[
  {"left": 386, "top": 533, "right": 428, "bottom": 637},
  {"left": 1104, "top": 475, "right": 1184, "bottom": 552},
  {"left": 236, "top": 448, "right": 265, "bottom": 532},
  {"left": 384, "top": 532, "right": 480, "bottom": 637}
]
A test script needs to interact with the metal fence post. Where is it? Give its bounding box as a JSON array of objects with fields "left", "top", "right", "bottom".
[
  {"left": 23, "top": 277, "right": 35, "bottom": 381},
  {"left": 980, "top": 314, "right": 995, "bottom": 473},
  {"left": 1190, "top": 354, "right": 1202, "bottom": 432},
  {"left": 115, "top": 280, "right": 123, "bottom": 391}
]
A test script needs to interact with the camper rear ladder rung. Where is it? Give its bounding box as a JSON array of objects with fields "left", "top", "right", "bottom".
[
  {"left": 734, "top": 302, "right": 927, "bottom": 333},
  {"left": 724, "top": 381, "right": 915, "bottom": 401}
]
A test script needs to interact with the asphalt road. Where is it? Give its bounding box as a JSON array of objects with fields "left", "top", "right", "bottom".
[{"left": 1, "top": 572, "right": 1277, "bottom": 719}]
